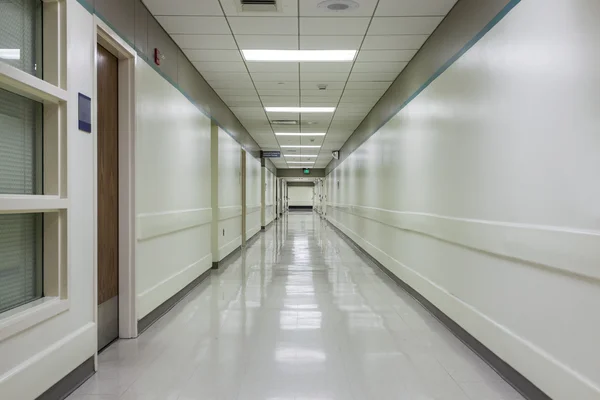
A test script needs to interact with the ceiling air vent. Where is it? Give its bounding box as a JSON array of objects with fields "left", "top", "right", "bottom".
[{"left": 240, "top": 0, "right": 278, "bottom": 12}]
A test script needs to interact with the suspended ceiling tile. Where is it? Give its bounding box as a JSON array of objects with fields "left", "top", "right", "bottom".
[
  {"left": 300, "top": 62, "right": 353, "bottom": 73},
  {"left": 300, "top": 89, "right": 343, "bottom": 97},
  {"left": 362, "top": 34, "right": 429, "bottom": 50},
  {"left": 251, "top": 72, "right": 299, "bottom": 82},
  {"left": 356, "top": 49, "right": 417, "bottom": 62},
  {"left": 300, "top": 17, "right": 370, "bottom": 35},
  {"left": 184, "top": 49, "right": 243, "bottom": 62},
  {"left": 300, "top": 35, "right": 363, "bottom": 50},
  {"left": 301, "top": 81, "right": 345, "bottom": 90},
  {"left": 215, "top": 88, "right": 260, "bottom": 96},
  {"left": 201, "top": 71, "right": 253, "bottom": 82},
  {"left": 208, "top": 80, "right": 256, "bottom": 89},
  {"left": 368, "top": 16, "right": 444, "bottom": 35},
  {"left": 299, "top": 0, "right": 378, "bottom": 17},
  {"left": 228, "top": 17, "right": 298, "bottom": 35},
  {"left": 236, "top": 35, "right": 299, "bottom": 50},
  {"left": 352, "top": 61, "right": 407, "bottom": 73},
  {"left": 194, "top": 61, "right": 248, "bottom": 72},
  {"left": 255, "top": 81, "right": 300, "bottom": 90},
  {"left": 172, "top": 34, "right": 237, "bottom": 50},
  {"left": 300, "top": 72, "right": 350, "bottom": 82},
  {"left": 247, "top": 62, "right": 299, "bottom": 73},
  {"left": 156, "top": 16, "right": 230, "bottom": 35},
  {"left": 348, "top": 72, "right": 399, "bottom": 82},
  {"left": 144, "top": 0, "right": 223, "bottom": 16},
  {"left": 375, "top": 0, "right": 458, "bottom": 16},
  {"left": 260, "top": 96, "right": 301, "bottom": 107},
  {"left": 345, "top": 81, "right": 392, "bottom": 90},
  {"left": 257, "top": 89, "right": 301, "bottom": 96}
]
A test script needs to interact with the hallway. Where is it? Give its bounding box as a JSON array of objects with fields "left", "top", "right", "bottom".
[{"left": 69, "top": 213, "right": 523, "bottom": 400}]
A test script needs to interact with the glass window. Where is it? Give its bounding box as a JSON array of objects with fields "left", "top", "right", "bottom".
[
  {"left": 0, "top": 213, "right": 43, "bottom": 314},
  {"left": 0, "top": 87, "right": 43, "bottom": 195},
  {"left": 0, "top": 0, "right": 43, "bottom": 77}
]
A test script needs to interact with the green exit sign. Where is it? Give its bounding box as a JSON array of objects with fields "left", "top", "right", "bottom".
[{"left": 303, "top": 168, "right": 310, "bottom": 175}]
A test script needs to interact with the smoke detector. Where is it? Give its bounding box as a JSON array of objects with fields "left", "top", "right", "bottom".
[{"left": 318, "top": 0, "right": 359, "bottom": 12}]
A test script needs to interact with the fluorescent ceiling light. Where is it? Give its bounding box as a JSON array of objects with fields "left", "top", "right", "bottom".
[
  {"left": 0, "top": 49, "right": 20, "bottom": 60},
  {"left": 287, "top": 161, "right": 315, "bottom": 164},
  {"left": 275, "top": 132, "right": 326, "bottom": 136},
  {"left": 266, "top": 107, "right": 335, "bottom": 113},
  {"left": 283, "top": 154, "right": 318, "bottom": 157},
  {"left": 242, "top": 49, "right": 357, "bottom": 62},
  {"left": 280, "top": 145, "right": 321, "bottom": 148}
]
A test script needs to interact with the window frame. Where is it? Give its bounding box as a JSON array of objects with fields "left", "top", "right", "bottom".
[{"left": 0, "top": 0, "right": 68, "bottom": 342}]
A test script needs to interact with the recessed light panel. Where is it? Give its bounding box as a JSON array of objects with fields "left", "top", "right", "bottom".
[
  {"left": 266, "top": 107, "right": 335, "bottom": 113},
  {"left": 275, "top": 133, "right": 326, "bottom": 136},
  {"left": 280, "top": 145, "right": 321, "bottom": 148},
  {"left": 242, "top": 49, "right": 357, "bottom": 62}
]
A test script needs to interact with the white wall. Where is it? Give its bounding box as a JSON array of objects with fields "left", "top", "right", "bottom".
[
  {"left": 245, "top": 153, "right": 261, "bottom": 240},
  {"left": 0, "top": 1, "right": 96, "bottom": 398},
  {"left": 135, "top": 60, "right": 212, "bottom": 319},
  {"left": 263, "top": 168, "right": 275, "bottom": 226},
  {"left": 326, "top": 1, "right": 600, "bottom": 399},
  {"left": 288, "top": 186, "right": 313, "bottom": 207},
  {"left": 216, "top": 128, "right": 242, "bottom": 261}
]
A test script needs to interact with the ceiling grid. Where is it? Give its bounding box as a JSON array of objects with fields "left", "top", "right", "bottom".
[{"left": 143, "top": 0, "right": 458, "bottom": 169}]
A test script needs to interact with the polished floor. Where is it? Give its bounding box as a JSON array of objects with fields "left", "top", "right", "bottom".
[{"left": 69, "top": 213, "right": 524, "bottom": 400}]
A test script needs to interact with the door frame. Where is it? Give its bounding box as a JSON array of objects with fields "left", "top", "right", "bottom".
[{"left": 93, "top": 17, "right": 137, "bottom": 348}]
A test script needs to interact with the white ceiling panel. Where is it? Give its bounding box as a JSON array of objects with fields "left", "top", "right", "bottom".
[
  {"left": 184, "top": 49, "right": 242, "bottom": 62},
  {"left": 352, "top": 62, "right": 407, "bottom": 73},
  {"left": 300, "top": 72, "right": 350, "bottom": 82},
  {"left": 300, "top": 95, "right": 341, "bottom": 103},
  {"left": 356, "top": 50, "right": 417, "bottom": 62},
  {"left": 368, "top": 16, "right": 444, "bottom": 35},
  {"left": 255, "top": 81, "right": 300, "bottom": 90},
  {"left": 201, "top": 72, "right": 252, "bottom": 82},
  {"left": 375, "top": 0, "right": 458, "bottom": 16},
  {"left": 247, "top": 62, "right": 299, "bottom": 73},
  {"left": 342, "top": 88, "right": 387, "bottom": 97},
  {"left": 345, "top": 81, "right": 392, "bottom": 90},
  {"left": 362, "top": 34, "right": 429, "bottom": 50},
  {"left": 348, "top": 72, "right": 398, "bottom": 82},
  {"left": 172, "top": 34, "right": 237, "bottom": 50},
  {"left": 250, "top": 72, "right": 299, "bottom": 82},
  {"left": 194, "top": 62, "right": 248, "bottom": 72},
  {"left": 257, "top": 89, "right": 300, "bottom": 96},
  {"left": 215, "top": 88, "right": 259, "bottom": 96},
  {"left": 300, "top": 98, "right": 339, "bottom": 106},
  {"left": 260, "top": 96, "right": 300, "bottom": 106},
  {"left": 301, "top": 81, "right": 345, "bottom": 90},
  {"left": 228, "top": 17, "right": 298, "bottom": 35},
  {"left": 144, "top": 0, "right": 222, "bottom": 15},
  {"left": 235, "top": 35, "right": 299, "bottom": 50},
  {"left": 221, "top": 0, "right": 298, "bottom": 17},
  {"left": 208, "top": 80, "right": 256, "bottom": 89},
  {"left": 300, "top": 35, "right": 363, "bottom": 50},
  {"left": 300, "top": 17, "right": 370, "bottom": 36},
  {"left": 300, "top": 89, "right": 343, "bottom": 97},
  {"left": 300, "top": 63, "right": 353, "bottom": 73},
  {"left": 299, "top": 0, "right": 378, "bottom": 17},
  {"left": 156, "top": 16, "right": 230, "bottom": 35}
]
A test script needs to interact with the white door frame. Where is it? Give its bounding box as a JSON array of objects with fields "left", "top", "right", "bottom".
[{"left": 92, "top": 17, "right": 138, "bottom": 345}]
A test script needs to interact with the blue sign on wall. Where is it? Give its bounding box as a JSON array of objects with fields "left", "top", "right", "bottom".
[
  {"left": 261, "top": 151, "right": 281, "bottom": 158},
  {"left": 78, "top": 93, "right": 92, "bottom": 133}
]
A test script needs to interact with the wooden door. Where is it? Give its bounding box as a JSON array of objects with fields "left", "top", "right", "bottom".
[{"left": 97, "top": 44, "right": 119, "bottom": 350}]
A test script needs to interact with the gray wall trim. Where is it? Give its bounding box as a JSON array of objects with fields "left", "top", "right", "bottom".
[
  {"left": 137, "top": 268, "right": 211, "bottom": 334},
  {"left": 212, "top": 245, "right": 242, "bottom": 270},
  {"left": 326, "top": 0, "right": 514, "bottom": 174},
  {"left": 326, "top": 220, "right": 551, "bottom": 400},
  {"left": 76, "top": 0, "right": 263, "bottom": 161},
  {"left": 36, "top": 357, "right": 94, "bottom": 400},
  {"left": 277, "top": 169, "right": 325, "bottom": 178}
]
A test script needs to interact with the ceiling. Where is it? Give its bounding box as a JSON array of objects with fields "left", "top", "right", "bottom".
[{"left": 142, "top": 0, "right": 457, "bottom": 169}]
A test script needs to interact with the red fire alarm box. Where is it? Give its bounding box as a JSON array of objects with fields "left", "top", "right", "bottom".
[{"left": 154, "top": 48, "right": 161, "bottom": 66}]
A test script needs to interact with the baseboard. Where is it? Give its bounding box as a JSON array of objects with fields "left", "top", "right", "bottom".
[
  {"left": 36, "top": 357, "right": 94, "bottom": 400},
  {"left": 0, "top": 323, "right": 96, "bottom": 400},
  {"left": 212, "top": 245, "right": 241, "bottom": 269},
  {"left": 326, "top": 219, "right": 552, "bottom": 400},
  {"left": 137, "top": 268, "right": 212, "bottom": 334},
  {"left": 261, "top": 220, "right": 274, "bottom": 231}
]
